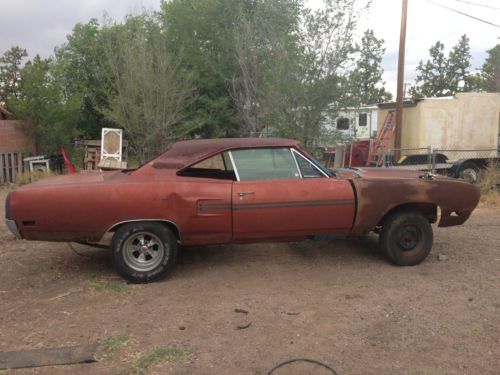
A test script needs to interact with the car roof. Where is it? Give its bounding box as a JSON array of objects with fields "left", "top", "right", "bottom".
[{"left": 153, "top": 138, "right": 300, "bottom": 170}]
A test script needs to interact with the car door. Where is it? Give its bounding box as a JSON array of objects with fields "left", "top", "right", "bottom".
[
  {"left": 175, "top": 153, "right": 234, "bottom": 245},
  {"left": 230, "top": 147, "right": 355, "bottom": 241}
]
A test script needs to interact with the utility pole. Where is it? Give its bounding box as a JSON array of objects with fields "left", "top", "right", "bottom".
[{"left": 394, "top": 0, "right": 408, "bottom": 159}]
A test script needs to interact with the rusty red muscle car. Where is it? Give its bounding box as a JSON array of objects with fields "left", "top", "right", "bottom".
[{"left": 5, "top": 138, "right": 480, "bottom": 282}]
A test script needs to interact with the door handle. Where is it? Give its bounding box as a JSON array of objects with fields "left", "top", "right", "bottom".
[{"left": 238, "top": 191, "right": 255, "bottom": 197}]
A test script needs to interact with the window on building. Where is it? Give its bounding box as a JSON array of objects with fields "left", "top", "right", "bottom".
[
  {"left": 336, "top": 117, "right": 350, "bottom": 130},
  {"left": 358, "top": 113, "right": 368, "bottom": 127}
]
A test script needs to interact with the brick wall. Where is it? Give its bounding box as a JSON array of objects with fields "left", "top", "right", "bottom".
[{"left": 0, "top": 120, "right": 36, "bottom": 154}]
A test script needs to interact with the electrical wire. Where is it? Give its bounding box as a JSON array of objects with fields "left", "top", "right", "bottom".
[
  {"left": 427, "top": 0, "right": 500, "bottom": 28},
  {"left": 267, "top": 358, "right": 339, "bottom": 375},
  {"left": 449, "top": 0, "right": 500, "bottom": 11}
]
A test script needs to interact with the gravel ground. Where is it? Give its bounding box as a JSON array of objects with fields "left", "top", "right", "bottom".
[{"left": 0, "top": 188, "right": 499, "bottom": 375}]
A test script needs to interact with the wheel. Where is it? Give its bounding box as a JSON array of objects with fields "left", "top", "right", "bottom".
[
  {"left": 380, "top": 212, "right": 433, "bottom": 266},
  {"left": 110, "top": 222, "right": 177, "bottom": 283},
  {"left": 458, "top": 162, "right": 479, "bottom": 183}
]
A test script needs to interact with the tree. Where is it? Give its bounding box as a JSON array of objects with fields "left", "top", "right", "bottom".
[
  {"left": 231, "top": 0, "right": 303, "bottom": 136},
  {"left": 55, "top": 19, "right": 115, "bottom": 138},
  {"left": 411, "top": 35, "right": 473, "bottom": 98},
  {"left": 0, "top": 46, "right": 28, "bottom": 104},
  {"left": 276, "top": 0, "right": 361, "bottom": 147},
  {"left": 9, "top": 55, "right": 80, "bottom": 153},
  {"left": 99, "top": 13, "right": 196, "bottom": 163},
  {"left": 346, "top": 29, "right": 392, "bottom": 106},
  {"left": 479, "top": 44, "right": 500, "bottom": 92},
  {"left": 161, "top": 0, "right": 244, "bottom": 137},
  {"left": 410, "top": 41, "right": 449, "bottom": 98},
  {"left": 447, "top": 34, "right": 472, "bottom": 92}
]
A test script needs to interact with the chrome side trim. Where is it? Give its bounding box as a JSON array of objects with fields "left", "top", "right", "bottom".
[{"left": 5, "top": 219, "right": 21, "bottom": 239}]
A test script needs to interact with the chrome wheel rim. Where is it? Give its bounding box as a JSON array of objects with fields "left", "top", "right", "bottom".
[{"left": 123, "top": 232, "right": 165, "bottom": 272}]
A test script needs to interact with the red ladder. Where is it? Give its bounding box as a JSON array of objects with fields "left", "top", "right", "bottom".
[{"left": 366, "top": 110, "right": 396, "bottom": 167}]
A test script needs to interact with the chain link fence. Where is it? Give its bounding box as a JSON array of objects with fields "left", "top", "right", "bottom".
[{"left": 325, "top": 142, "right": 499, "bottom": 183}]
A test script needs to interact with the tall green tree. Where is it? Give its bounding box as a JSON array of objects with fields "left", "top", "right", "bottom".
[
  {"left": 161, "top": 0, "right": 245, "bottom": 137},
  {"left": 99, "top": 13, "right": 196, "bottom": 163},
  {"left": 410, "top": 41, "right": 449, "bottom": 98},
  {"left": 231, "top": 0, "right": 303, "bottom": 135},
  {"left": 479, "top": 44, "right": 500, "bottom": 92},
  {"left": 447, "top": 34, "right": 472, "bottom": 91},
  {"left": 55, "top": 19, "right": 114, "bottom": 138},
  {"left": 0, "top": 46, "right": 28, "bottom": 104},
  {"left": 411, "top": 35, "right": 473, "bottom": 98},
  {"left": 278, "top": 0, "right": 361, "bottom": 146},
  {"left": 346, "top": 29, "right": 392, "bottom": 106},
  {"left": 9, "top": 55, "right": 80, "bottom": 153}
]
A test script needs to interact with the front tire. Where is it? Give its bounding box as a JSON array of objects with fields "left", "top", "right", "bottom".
[
  {"left": 380, "top": 212, "right": 433, "bottom": 266},
  {"left": 111, "top": 222, "right": 177, "bottom": 283}
]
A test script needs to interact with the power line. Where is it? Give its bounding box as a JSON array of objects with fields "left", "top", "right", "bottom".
[
  {"left": 449, "top": 0, "right": 500, "bottom": 11},
  {"left": 427, "top": 0, "right": 500, "bottom": 29}
]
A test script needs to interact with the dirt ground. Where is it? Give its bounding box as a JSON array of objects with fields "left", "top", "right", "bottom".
[{"left": 0, "top": 187, "right": 499, "bottom": 375}]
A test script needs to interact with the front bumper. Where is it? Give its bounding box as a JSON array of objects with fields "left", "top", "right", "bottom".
[{"left": 5, "top": 219, "right": 21, "bottom": 239}]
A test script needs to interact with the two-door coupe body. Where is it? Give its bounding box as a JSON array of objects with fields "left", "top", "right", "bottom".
[{"left": 5, "top": 138, "right": 480, "bottom": 282}]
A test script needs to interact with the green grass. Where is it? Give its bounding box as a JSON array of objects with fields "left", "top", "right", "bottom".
[
  {"left": 102, "top": 333, "right": 131, "bottom": 358},
  {"left": 131, "top": 347, "right": 192, "bottom": 375},
  {"left": 89, "top": 277, "right": 129, "bottom": 293}
]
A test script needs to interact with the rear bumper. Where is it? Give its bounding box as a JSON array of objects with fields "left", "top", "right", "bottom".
[{"left": 5, "top": 219, "right": 21, "bottom": 239}]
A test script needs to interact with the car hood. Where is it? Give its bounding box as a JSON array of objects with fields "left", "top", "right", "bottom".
[{"left": 342, "top": 167, "right": 453, "bottom": 181}]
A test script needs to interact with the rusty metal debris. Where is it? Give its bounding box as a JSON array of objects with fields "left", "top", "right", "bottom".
[{"left": 0, "top": 343, "right": 98, "bottom": 370}]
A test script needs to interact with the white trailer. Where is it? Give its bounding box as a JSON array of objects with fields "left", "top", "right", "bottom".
[{"left": 376, "top": 93, "right": 500, "bottom": 182}]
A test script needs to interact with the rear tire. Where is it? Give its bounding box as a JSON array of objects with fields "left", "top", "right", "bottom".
[
  {"left": 380, "top": 212, "right": 433, "bottom": 266},
  {"left": 111, "top": 222, "right": 177, "bottom": 283}
]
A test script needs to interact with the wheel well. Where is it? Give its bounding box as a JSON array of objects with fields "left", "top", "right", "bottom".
[
  {"left": 459, "top": 160, "right": 484, "bottom": 171},
  {"left": 108, "top": 220, "right": 181, "bottom": 241},
  {"left": 378, "top": 203, "right": 438, "bottom": 227}
]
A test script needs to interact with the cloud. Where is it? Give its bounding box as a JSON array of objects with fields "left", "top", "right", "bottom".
[{"left": 0, "top": 0, "right": 159, "bottom": 58}]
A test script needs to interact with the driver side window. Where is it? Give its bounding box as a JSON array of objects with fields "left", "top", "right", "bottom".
[{"left": 230, "top": 148, "right": 300, "bottom": 181}]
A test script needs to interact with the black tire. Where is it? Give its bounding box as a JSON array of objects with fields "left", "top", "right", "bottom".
[
  {"left": 110, "top": 222, "right": 177, "bottom": 283},
  {"left": 458, "top": 161, "right": 479, "bottom": 184},
  {"left": 380, "top": 212, "right": 433, "bottom": 266}
]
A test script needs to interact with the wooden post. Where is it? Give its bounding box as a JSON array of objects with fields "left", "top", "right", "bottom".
[
  {"left": 0, "top": 154, "right": 4, "bottom": 184},
  {"left": 6, "top": 153, "right": 12, "bottom": 183},
  {"left": 394, "top": 0, "right": 408, "bottom": 160},
  {"left": 11, "top": 153, "right": 17, "bottom": 183}
]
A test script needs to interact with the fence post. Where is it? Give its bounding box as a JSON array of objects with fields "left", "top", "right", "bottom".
[
  {"left": 334, "top": 144, "right": 344, "bottom": 168},
  {"left": 0, "top": 154, "right": 4, "bottom": 184},
  {"left": 430, "top": 147, "right": 436, "bottom": 173},
  {"left": 348, "top": 143, "right": 353, "bottom": 168},
  {"left": 427, "top": 146, "right": 431, "bottom": 171}
]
